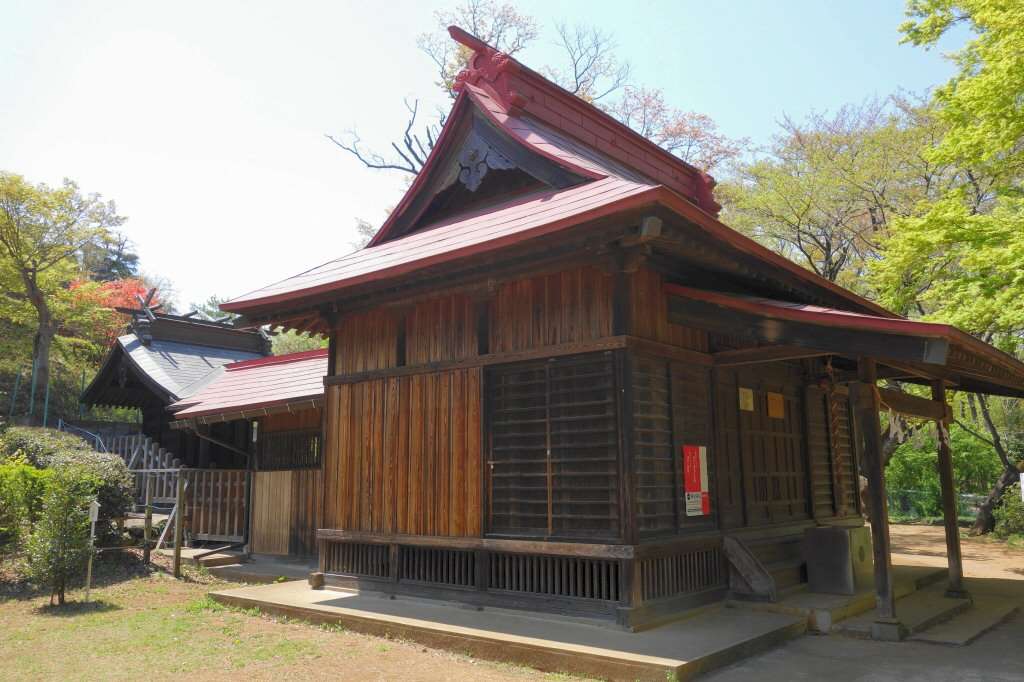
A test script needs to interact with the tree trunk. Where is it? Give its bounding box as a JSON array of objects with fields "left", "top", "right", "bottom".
[
  {"left": 25, "top": 277, "right": 56, "bottom": 425},
  {"left": 971, "top": 466, "right": 1020, "bottom": 535},
  {"left": 969, "top": 394, "right": 1018, "bottom": 535}
]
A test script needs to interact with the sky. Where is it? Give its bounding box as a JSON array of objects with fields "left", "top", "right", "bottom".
[{"left": 0, "top": 1, "right": 966, "bottom": 310}]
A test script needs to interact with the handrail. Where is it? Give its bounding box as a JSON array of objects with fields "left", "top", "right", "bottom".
[{"left": 57, "top": 418, "right": 108, "bottom": 453}]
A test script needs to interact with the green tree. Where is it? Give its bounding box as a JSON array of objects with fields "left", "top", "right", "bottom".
[
  {"left": 0, "top": 173, "right": 124, "bottom": 422},
  {"left": 270, "top": 329, "right": 328, "bottom": 355},
  {"left": 873, "top": 0, "right": 1024, "bottom": 533},
  {"left": 25, "top": 466, "right": 96, "bottom": 605}
]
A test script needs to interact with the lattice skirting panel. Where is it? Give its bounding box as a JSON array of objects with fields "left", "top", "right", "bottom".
[
  {"left": 637, "top": 546, "right": 726, "bottom": 602},
  {"left": 488, "top": 553, "right": 620, "bottom": 602}
]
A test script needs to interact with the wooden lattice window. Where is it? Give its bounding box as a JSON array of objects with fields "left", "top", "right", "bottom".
[
  {"left": 258, "top": 429, "right": 321, "bottom": 470},
  {"left": 487, "top": 352, "right": 621, "bottom": 540}
]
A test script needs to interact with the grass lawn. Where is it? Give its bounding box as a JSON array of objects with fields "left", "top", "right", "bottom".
[{"left": 0, "top": 552, "right": 582, "bottom": 681}]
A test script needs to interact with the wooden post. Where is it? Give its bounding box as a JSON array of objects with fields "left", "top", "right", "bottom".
[
  {"left": 173, "top": 471, "right": 185, "bottom": 579},
  {"left": 932, "top": 380, "right": 966, "bottom": 598},
  {"left": 854, "top": 358, "right": 902, "bottom": 640},
  {"left": 143, "top": 475, "right": 153, "bottom": 564}
]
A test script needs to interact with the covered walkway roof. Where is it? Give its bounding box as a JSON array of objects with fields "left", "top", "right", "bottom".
[{"left": 170, "top": 348, "right": 328, "bottom": 425}]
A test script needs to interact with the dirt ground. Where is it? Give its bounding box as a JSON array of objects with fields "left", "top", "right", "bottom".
[
  {"left": 0, "top": 552, "right": 571, "bottom": 682},
  {"left": 3, "top": 527, "right": 1022, "bottom": 681},
  {"left": 889, "top": 523, "right": 1024, "bottom": 580}
]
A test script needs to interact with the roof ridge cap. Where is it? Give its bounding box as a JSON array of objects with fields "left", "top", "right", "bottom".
[{"left": 225, "top": 347, "right": 328, "bottom": 371}]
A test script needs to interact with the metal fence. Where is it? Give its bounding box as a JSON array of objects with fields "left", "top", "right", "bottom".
[{"left": 887, "top": 489, "right": 986, "bottom": 521}]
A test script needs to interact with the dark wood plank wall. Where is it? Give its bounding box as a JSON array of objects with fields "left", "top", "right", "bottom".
[
  {"left": 669, "top": 362, "right": 717, "bottom": 532},
  {"left": 291, "top": 468, "right": 322, "bottom": 555},
  {"left": 630, "top": 268, "right": 709, "bottom": 352},
  {"left": 322, "top": 368, "right": 483, "bottom": 537},
  {"left": 632, "top": 356, "right": 676, "bottom": 536},
  {"left": 490, "top": 266, "right": 613, "bottom": 353},
  {"left": 713, "top": 370, "right": 747, "bottom": 529},
  {"left": 263, "top": 408, "right": 323, "bottom": 432}
]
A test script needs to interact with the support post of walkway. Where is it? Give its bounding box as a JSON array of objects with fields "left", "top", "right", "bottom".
[
  {"left": 855, "top": 357, "right": 902, "bottom": 641},
  {"left": 932, "top": 380, "right": 967, "bottom": 598}
]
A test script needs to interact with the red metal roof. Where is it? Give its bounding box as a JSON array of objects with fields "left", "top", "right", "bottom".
[
  {"left": 225, "top": 177, "right": 655, "bottom": 310},
  {"left": 170, "top": 348, "right": 328, "bottom": 420},
  {"left": 665, "top": 284, "right": 1024, "bottom": 383}
]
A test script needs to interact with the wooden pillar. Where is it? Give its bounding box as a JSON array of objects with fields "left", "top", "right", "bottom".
[
  {"left": 854, "top": 358, "right": 901, "bottom": 639},
  {"left": 932, "top": 381, "right": 966, "bottom": 597}
]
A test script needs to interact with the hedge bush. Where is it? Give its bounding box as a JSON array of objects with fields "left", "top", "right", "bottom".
[
  {"left": 0, "top": 427, "right": 133, "bottom": 540},
  {"left": 0, "top": 427, "right": 92, "bottom": 467},
  {"left": 0, "top": 462, "right": 53, "bottom": 551},
  {"left": 994, "top": 482, "right": 1024, "bottom": 540}
]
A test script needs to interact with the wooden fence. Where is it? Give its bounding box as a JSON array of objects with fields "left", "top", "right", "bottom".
[
  {"left": 105, "top": 434, "right": 247, "bottom": 544},
  {"left": 182, "top": 469, "right": 248, "bottom": 542}
]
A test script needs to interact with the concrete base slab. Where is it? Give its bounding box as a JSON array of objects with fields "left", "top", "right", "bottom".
[
  {"left": 209, "top": 581, "right": 806, "bottom": 682},
  {"left": 908, "top": 598, "right": 1019, "bottom": 646}
]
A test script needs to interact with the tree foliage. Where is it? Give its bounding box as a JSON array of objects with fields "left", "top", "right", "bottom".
[
  {"left": 901, "top": 0, "right": 1024, "bottom": 174},
  {"left": 0, "top": 173, "right": 126, "bottom": 421}
]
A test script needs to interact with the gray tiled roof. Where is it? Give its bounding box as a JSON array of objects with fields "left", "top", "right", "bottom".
[{"left": 119, "top": 334, "right": 263, "bottom": 402}]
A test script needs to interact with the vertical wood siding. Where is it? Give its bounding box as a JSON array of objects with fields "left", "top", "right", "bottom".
[
  {"left": 406, "top": 294, "right": 478, "bottom": 365},
  {"left": 251, "top": 471, "right": 292, "bottom": 554},
  {"left": 335, "top": 309, "right": 400, "bottom": 373},
  {"left": 630, "top": 268, "right": 709, "bottom": 352},
  {"left": 489, "top": 266, "right": 614, "bottom": 353},
  {"left": 322, "top": 368, "right": 482, "bottom": 537},
  {"left": 250, "top": 468, "right": 322, "bottom": 555}
]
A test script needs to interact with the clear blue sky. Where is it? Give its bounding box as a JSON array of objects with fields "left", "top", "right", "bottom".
[{"left": 0, "top": 1, "right": 964, "bottom": 309}]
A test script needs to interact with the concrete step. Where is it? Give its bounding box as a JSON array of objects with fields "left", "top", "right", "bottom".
[
  {"left": 732, "top": 565, "right": 947, "bottom": 634},
  {"left": 208, "top": 558, "right": 316, "bottom": 584},
  {"left": 155, "top": 547, "right": 245, "bottom": 568},
  {"left": 908, "top": 597, "right": 1018, "bottom": 646},
  {"left": 197, "top": 552, "right": 246, "bottom": 568},
  {"left": 833, "top": 585, "right": 971, "bottom": 639}
]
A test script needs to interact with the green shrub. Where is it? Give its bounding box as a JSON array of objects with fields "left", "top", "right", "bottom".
[
  {"left": 994, "top": 482, "right": 1024, "bottom": 540},
  {"left": 0, "top": 461, "right": 53, "bottom": 551},
  {"left": 25, "top": 466, "right": 97, "bottom": 605},
  {"left": 0, "top": 427, "right": 133, "bottom": 540},
  {"left": 45, "top": 450, "right": 133, "bottom": 537},
  {"left": 0, "top": 427, "right": 91, "bottom": 467}
]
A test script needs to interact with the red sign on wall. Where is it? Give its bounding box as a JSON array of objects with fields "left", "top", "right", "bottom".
[{"left": 682, "top": 445, "right": 710, "bottom": 516}]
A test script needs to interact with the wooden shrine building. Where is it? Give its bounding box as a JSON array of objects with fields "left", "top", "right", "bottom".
[
  {"left": 221, "top": 27, "right": 1024, "bottom": 633},
  {"left": 82, "top": 305, "right": 271, "bottom": 466},
  {"left": 170, "top": 349, "right": 327, "bottom": 557}
]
